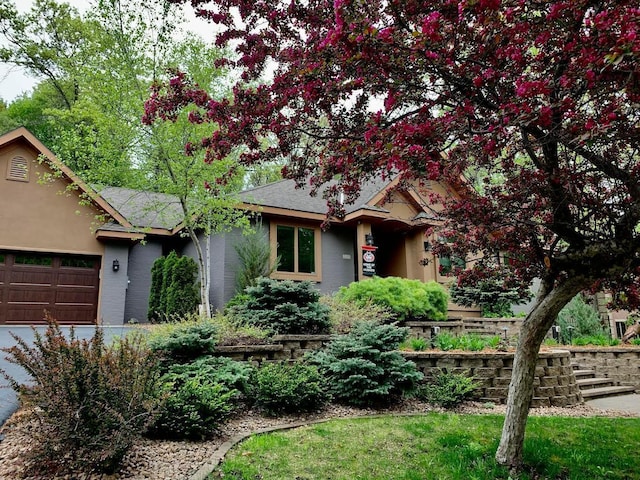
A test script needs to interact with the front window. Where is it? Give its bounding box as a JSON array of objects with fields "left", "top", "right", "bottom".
[{"left": 271, "top": 223, "right": 321, "bottom": 281}]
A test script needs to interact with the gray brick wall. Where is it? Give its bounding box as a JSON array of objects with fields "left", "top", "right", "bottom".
[{"left": 124, "top": 241, "right": 163, "bottom": 323}]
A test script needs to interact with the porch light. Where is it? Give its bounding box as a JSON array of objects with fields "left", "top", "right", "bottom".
[
  {"left": 112, "top": 259, "right": 120, "bottom": 272},
  {"left": 424, "top": 241, "right": 431, "bottom": 252},
  {"left": 365, "top": 233, "right": 374, "bottom": 246},
  {"left": 430, "top": 326, "right": 440, "bottom": 348}
]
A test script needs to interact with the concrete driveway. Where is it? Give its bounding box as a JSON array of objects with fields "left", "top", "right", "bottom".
[{"left": 0, "top": 325, "right": 134, "bottom": 436}]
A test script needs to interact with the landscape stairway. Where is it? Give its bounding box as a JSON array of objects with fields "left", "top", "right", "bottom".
[{"left": 572, "top": 365, "right": 636, "bottom": 400}]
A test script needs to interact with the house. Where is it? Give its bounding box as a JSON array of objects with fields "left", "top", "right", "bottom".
[{"left": 0, "top": 127, "right": 478, "bottom": 326}]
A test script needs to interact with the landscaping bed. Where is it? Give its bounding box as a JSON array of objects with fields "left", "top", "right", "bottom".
[{"left": 1, "top": 398, "right": 638, "bottom": 480}]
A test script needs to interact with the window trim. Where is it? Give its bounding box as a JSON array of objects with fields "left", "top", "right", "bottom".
[{"left": 270, "top": 221, "right": 322, "bottom": 282}]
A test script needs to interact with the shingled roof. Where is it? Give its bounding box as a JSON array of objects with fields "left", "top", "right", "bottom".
[
  {"left": 97, "top": 186, "right": 184, "bottom": 231},
  {"left": 238, "top": 177, "right": 392, "bottom": 216}
]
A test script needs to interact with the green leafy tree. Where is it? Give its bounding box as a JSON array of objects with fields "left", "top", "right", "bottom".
[{"left": 234, "top": 223, "right": 279, "bottom": 293}]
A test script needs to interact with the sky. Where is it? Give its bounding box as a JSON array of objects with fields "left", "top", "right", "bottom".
[{"left": 0, "top": 0, "right": 214, "bottom": 103}]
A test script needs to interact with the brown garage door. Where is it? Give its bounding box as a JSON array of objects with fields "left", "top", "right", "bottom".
[{"left": 0, "top": 251, "right": 100, "bottom": 325}]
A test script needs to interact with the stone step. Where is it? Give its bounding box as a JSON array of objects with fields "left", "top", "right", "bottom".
[
  {"left": 580, "top": 385, "right": 636, "bottom": 399},
  {"left": 572, "top": 369, "right": 596, "bottom": 379},
  {"left": 576, "top": 377, "right": 614, "bottom": 389}
]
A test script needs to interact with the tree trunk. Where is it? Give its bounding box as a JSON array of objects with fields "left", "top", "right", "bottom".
[
  {"left": 187, "top": 225, "right": 211, "bottom": 318},
  {"left": 495, "top": 276, "right": 589, "bottom": 469}
]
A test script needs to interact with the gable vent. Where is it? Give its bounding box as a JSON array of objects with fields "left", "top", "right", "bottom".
[{"left": 7, "top": 156, "right": 29, "bottom": 181}]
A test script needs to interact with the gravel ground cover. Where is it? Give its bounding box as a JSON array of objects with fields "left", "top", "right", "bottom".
[{"left": 0, "top": 399, "right": 637, "bottom": 480}]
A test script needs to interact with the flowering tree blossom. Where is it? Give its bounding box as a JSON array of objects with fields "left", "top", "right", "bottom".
[{"left": 145, "top": 0, "right": 640, "bottom": 469}]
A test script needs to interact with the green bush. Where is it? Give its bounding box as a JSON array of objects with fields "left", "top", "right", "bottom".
[
  {"left": 320, "top": 294, "right": 393, "bottom": 333},
  {"left": 214, "top": 313, "right": 271, "bottom": 346},
  {"left": 148, "top": 256, "right": 165, "bottom": 321},
  {"left": 234, "top": 226, "right": 279, "bottom": 293},
  {"left": 249, "top": 361, "right": 330, "bottom": 416},
  {"left": 307, "top": 321, "right": 423, "bottom": 407},
  {"left": 148, "top": 251, "right": 199, "bottom": 321},
  {"left": 1, "top": 316, "right": 161, "bottom": 475},
  {"left": 164, "top": 355, "right": 254, "bottom": 395},
  {"left": 556, "top": 294, "right": 606, "bottom": 344},
  {"left": 165, "top": 255, "right": 200, "bottom": 317},
  {"left": 449, "top": 275, "right": 532, "bottom": 318},
  {"left": 572, "top": 335, "right": 618, "bottom": 346},
  {"left": 431, "top": 333, "right": 502, "bottom": 351},
  {"left": 415, "top": 370, "right": 478, "bottom": 408},
  {"left": 631, "top": 338, "right": 640, "bottom": 346},
  {"left": 146, "top": 318, "right": 218, "bottom": 363},
  {"left": 229, "top": 278, "right": 331, "bottom": 335},
  {"left": 147, "top": 356, "right": 252, "bottom": 440},
  {"left": 149, "top": 376, "right": 237, "bottom": 440},
  {"left": 400, "top": 337, "right": 430, "bottom": 351},
  {"left": 337, "top": 277, "right": 448, "bottom": 321}
]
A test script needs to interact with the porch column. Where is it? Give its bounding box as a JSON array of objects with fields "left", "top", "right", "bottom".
[{"left": 356, "top": 222, "right": 373, "bottom": 281}]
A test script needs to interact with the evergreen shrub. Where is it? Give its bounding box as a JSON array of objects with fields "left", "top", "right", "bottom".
[
  {"left": 146, "top": 318, "right": 218, "bottom": 363},
  {"left": 556, "top": 294, "right": 606, "bottom": 344},
  {"left": 147, "top": 356, "right": 251, "bottom": 440},
  {"left": 415, "top": 369, "right": 478, "bottom": 408},
  {"left": 249, "top": 361, "right": 330, "bottom": 416},
  {"left": 307, "top": 321, "right": 423, "bottom": 406},
  {"left": 234, "top": 226, "right": 278, "bottom": 293},
  {"left": 337, "top": 276, "right": 448, "bottom": 321},
  {"left": 147, "top": 251, "right": 199, "bottom": 321},
  {"left": 229, "top": 278, "right": 331, "bottom": 334},
  {"left": 0, "top": 316, "right": 161, "bottom": 475},
  {"left": 449, "top": 276, "right": 532, "bottom": 318}
]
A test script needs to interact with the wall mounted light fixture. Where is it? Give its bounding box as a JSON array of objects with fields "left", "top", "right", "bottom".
[
  {"left": 365, "top": 233, "right": 374, "bottom": 246},
  {"left": 112, "top": 259, "right": 120, "bottom": 272}
]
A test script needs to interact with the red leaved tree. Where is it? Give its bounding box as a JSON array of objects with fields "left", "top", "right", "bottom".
[{"left": 147, "top": 0, "right": 640, "bottom": 469}]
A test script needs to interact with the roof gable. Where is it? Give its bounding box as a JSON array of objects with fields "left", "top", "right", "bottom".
[{"left": 239, "top": 176, "right": 454, "bottom": 225}]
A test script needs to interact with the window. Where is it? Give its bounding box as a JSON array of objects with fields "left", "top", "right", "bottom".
[
  {"left": 438, "top": 255, "right": 466, "bottom": 275},
  {"left": 14, "top": 254, "right": 53, "bottom": 266},
  {"left": 61, "top": 257, "right": 97, "bottom": 269},
  {"left": 271, "top": 223, "right": 321, "bottom": 281},
  {"left": 7, "top": 155, "right": 29, "bottom": 182}
]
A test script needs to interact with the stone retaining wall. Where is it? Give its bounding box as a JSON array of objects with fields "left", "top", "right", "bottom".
[
  {"left": 402, "top": 317, "right": 525, "bottom": 339},
  {"left": 569, "top": 347, "right": 640, "bottom": 389},
  {"left": 403, "top": 350, "right": 582, "bottom": 407},
  {"left": 214, "top": 335, "right": 333, "bottom": 363},
  {"left": 214, "top": 337, "right": 582, "bottom": 407}
]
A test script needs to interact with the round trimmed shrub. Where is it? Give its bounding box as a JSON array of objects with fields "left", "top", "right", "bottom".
[{"left": 337, "top": 276, "right": 448, "bottom": 321}]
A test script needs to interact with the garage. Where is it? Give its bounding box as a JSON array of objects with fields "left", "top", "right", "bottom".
[{"left": 0, "top": 251, "right": 100, "bottom": 325}]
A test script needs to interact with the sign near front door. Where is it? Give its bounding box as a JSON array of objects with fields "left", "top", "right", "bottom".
[{"left": 362, "top": 245, "right": 377, "bottom": 276}]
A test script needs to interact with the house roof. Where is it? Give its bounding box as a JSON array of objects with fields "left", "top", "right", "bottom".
[
  {"left": 0, "top": 127, "right": 181, "bottom": 240},
  {"left": 239, "top": 177, "right": 394, "bottom": 217},
  {"left": 97, "top": 186, "right": 183, "bottom": 231},
  {"left": 1, "top": 127, "right": 449, "bottom": 239}
]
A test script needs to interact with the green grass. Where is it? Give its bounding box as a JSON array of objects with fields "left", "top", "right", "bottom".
[{"left": 211, "top": 413, "right": 640, "bottom": 480}]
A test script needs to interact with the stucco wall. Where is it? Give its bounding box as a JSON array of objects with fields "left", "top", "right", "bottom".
[{"left": 0, "top": 140, "right": 104, "bottom": 256}]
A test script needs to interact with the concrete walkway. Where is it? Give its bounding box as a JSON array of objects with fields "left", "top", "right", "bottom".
[
  {"left": 0, "top": 325, "right": 134, "bottom": 436},
  {"left": 586, "top": 393, "right": 640, "bottom": 414}
]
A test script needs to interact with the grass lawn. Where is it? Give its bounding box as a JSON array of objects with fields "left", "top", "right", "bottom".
[{"left": 211, "top": 413, "right": 639, "bottom": 480}]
